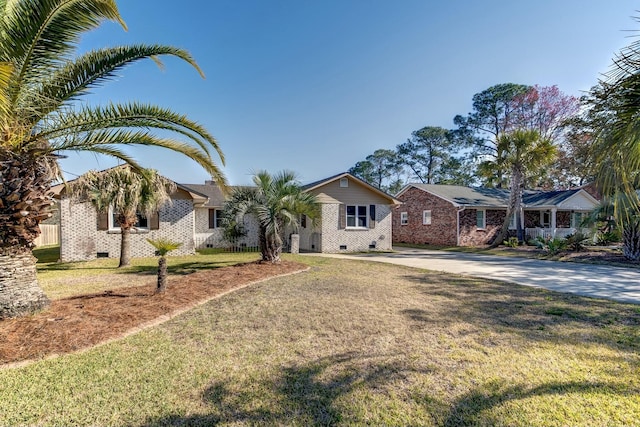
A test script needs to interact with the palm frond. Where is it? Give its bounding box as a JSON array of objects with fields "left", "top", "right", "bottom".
[
  {"left": 47, "top": 127, "right": 226, "bottom": 188},
  {"left": 37, "top": 102, "right": 222, "bottom": 163},
  {"left": 1, "top": 0, "right": 125, "bottom": 109},
  {"left": 22, "top": 45, "right": 204, "bottom": 121}
]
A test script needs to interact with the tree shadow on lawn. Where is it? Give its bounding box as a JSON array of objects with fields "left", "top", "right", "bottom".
[
  {"left": 139, "top": 352, "right": 440, "bottom": 426},
  {"left": 442, "top": 379, "right": 636, "bottom": 427},
  {"left": 401, "top": 273, "right": 640, "bottom": 351},
  {"left": 137, "top": 352, "right": 634, "bottom": 427}
]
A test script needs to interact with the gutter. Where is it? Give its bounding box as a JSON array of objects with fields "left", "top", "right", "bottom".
[{"left": 456, "top": 206, "right": 466, "bottom": 246}]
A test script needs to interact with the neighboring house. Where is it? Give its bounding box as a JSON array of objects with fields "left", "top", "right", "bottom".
[
  {"left": 54, "top": 172, "right": 399, "bottom": 262},
  {"left": 393, "top": 184, "right": 600, "bottom": 247},
  {"left": 299, "top": 173, "right": 401, "bottom": 252}
]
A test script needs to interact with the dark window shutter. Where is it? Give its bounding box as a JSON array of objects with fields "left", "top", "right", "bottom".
[
  {"left": 97, "top": 211, "right": 109, "bottom": 230},
  {"left": 369, "top": 205, "right": 376, "bottom": 229},
  {"left": 338, "top": 204, "right": 346, "bottom": 229},
  {"left": 209, "top": 209, "right": 215, "bottom": 229},
  {"left": 150, "top": 211, "right": 160, "bottom": 230}
]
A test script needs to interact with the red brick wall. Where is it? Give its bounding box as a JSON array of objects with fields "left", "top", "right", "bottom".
[
  {"left": 392, "top": 187, "right": 458, "bottom": 246},
  {"left": 458, "top": 209, "right": 505, "bottom": 246}
]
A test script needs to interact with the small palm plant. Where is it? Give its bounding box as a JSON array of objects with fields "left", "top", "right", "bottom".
[{"left": 147, "top": 238, "right": 182, "bottom": 294}]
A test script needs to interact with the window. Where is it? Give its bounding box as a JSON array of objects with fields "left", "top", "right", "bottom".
[
  {"left": 347, "top": 205, "right": 367, "bottom": 227},
  {"left": 340, "top": 178, "right": 349, "bottom": 187},
  {"left": 571, "top": 212, "right": 585, "bottom": 228},
  {"left": 400, "top": 211, "right": 408, "bottom": 225},
  {"left": 301, "top": 214, "right": 307, "bottom": 228},
  {"left": 476, "top": 209, "right": 486, "bottom": 229},
  {"left": 422, "top": 210, "right": 432, "bottom": 225},
  {"left": 110, "top": 209, "right": 148, "bottom": 231},
  {"left": 541, "top": 211, "right": 551, "bottom": 228},
  {"left": 208, "top": 209, "right": 223, "bottom": 229}
]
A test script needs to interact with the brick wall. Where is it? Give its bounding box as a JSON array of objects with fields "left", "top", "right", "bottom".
[
  {"left": 193, "top": 207, "right": 260, "bottom": 249},
  {"left": 60, "top": 198, "right": 196, "bottom": 262},
  {"left": 392, "top": 187, "right": 458, "bottom": 246},
  {"left": 458, "top": 209, "right": 504, "bottom": 246},
  {"left": 317, "top": 203, "right": 392, "bottom": 252}
]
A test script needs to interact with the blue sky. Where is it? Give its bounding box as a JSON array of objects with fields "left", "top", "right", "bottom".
[{"left": 60, "top": 0, "right": 637, "bottom": 185}]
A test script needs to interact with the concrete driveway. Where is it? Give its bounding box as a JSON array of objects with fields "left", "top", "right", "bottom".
[{"left": 307, "top": 247, "right": 640, "bottom": 304}]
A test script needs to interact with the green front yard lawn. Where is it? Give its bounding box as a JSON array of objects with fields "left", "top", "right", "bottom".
[{"left": 1, "top": 253, "right": 639, "bottom": 426}]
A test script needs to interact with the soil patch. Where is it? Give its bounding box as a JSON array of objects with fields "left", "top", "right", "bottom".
[{"left": 0, "top": 260, "right": 307, "bottom": 366}]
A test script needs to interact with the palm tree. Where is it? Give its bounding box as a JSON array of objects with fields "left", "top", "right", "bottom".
[
  {"left": 0, "top": 0, "right": 226, "bottom": 318},
  {"left": 584, "top": 194, "right": 640, "bottom": 260},
  {"left": 147, "top": 238, "right": 182, "bottom": 294},
  {"left": 67, "top": 166, "right": 176, "bottom": 268},
  {"left": 586, "top": 18, "right": 640, "bottom": 262},
  {"left": 222, "top": 171, "right": 320, "bottom": 263},
  {"left": 486, "top": 129, "right": 556, "bottom": 246}
]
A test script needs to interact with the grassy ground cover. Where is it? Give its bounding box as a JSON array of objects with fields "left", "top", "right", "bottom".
[{"left": 1, "top": 252, "right": 638, "bottom": 426}]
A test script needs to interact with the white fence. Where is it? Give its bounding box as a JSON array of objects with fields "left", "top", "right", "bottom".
[
  {"left": 34, "top": 224, "right": 60, "bottom": 246},
  {"left": 525, "top": 227, "right": 593, "bottom": 241},
  {"left": 194, "top": 235, "right": 259, "bottom": 252}
]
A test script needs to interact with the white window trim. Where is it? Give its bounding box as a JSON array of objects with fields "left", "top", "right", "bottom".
[
  {"left": 209, "top": 208, "right": 223, "bottom": 229},
  {"left": 541, "top": 211, "right": 551, "bottom": 228},
  {"left": 476, "top": 209, "right": 486, "bottom": 230},
  {"left": 422, "top": 210, "right": 432, "bottom": 225},
  {"left": 108, "top": 206, "right": 149, "bottom": 232},
  {"left": 400, "top": 211, "right": 408, "bottom": 226},
  {"left": 346, "top": 205, "right": 368, "bottom": 229},
  {"left": 340, "top": 178, "right": 349, "bottom": 188}
]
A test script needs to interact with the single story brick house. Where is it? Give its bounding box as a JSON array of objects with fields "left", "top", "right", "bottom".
[
  {"left": 53, "top": 172, "right": 399, "bottom": 262},
  {"left": 298, "top": 173, "right": 401, "bottom": 252},
  {"left": 393, "top": 183, "right": 600, "bottom": 247}
]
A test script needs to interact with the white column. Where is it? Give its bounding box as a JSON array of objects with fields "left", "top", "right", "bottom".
[{"left": 551, "top": 208, "right": 557, "bottom": 236}]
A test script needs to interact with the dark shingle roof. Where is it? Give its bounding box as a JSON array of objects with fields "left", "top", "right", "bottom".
[
  {"left": 522, "top": 189, "right": 582, "bottom": 207},
  {"left": 405, "top": 184, "right": 510, "bottom": 207},
  {"left": 405, "top": 184, "right": 590, "bottom": 209},
  {"left": 178, "top": 182, "right": 227, "bottom": 207}
]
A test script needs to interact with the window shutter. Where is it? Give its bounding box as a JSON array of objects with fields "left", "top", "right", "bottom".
[
  {"left": 209, "top": 209, "right": 215, "bottom": 229},
  {"left": 150, "top": 211, "right": 160, "bottom": 230},
  {"left": 97, "top": 211, "right": 109, "bottom": 230},
  {"left": 338, "top": 204, "right": 346, "bottom": 229},
  {"left": 369, "top": 205, "right": 376, "bottom": 229}
]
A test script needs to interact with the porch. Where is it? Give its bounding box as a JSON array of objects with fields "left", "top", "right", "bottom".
[{"left": 525, "top": 227, "right": 593, "bottom": 241}]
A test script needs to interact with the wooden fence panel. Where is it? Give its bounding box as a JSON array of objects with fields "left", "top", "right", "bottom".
[{"left": 34, "top": 224, "right": 60, "bottom": 247}]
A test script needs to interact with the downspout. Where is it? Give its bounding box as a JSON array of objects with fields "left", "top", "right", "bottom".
[{"left": 456, "top": 206, "right": 466, "bottom": 246}]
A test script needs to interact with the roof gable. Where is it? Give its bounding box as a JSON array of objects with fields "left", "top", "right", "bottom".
[{"left": 303, "top": 173, "right": 401, "bottom": 205}]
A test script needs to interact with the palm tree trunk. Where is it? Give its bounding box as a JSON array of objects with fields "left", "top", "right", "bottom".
[
  {"left": 0, "top": 246, "right": 50, "bottom": 318},
  {"left": 119, "top": 227, "right": 131, "bottom": 268},
  {"left": 0, "top": 150, "right": 54, "bottom": 318},
  {"left": 623, "top": 221, "right": 640, "bottom": 261},
  {"left": 491, "top": 167, "right": 523, "bottom": 248},
  {"left": 156, "top": 256, "right": 167, "bottom": 293}
]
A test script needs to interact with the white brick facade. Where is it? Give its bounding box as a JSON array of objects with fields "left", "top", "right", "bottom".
[
  {"left": 193, "top": 207, "right": 260, "bottom": 249},
  {"left": 60, "top": 198, "right": 196, "bottom": 262}
]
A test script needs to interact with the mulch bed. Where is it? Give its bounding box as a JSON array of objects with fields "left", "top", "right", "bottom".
[{"left": 0, "top": 261, "right": 307, "bottom": 366}]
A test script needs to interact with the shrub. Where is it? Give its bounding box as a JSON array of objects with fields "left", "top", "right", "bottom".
[
  {"left": 503, "top": 237, "right": 519, "bottom": 248},
  {"left": 565, "top": 232, "right": 589, "bottom": 252},
  {"left": 534, "top": 236, "right": 567, "bottom": 255},
  {"left": 596, "top": 230, "right": 621, "bottom": 246}
]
